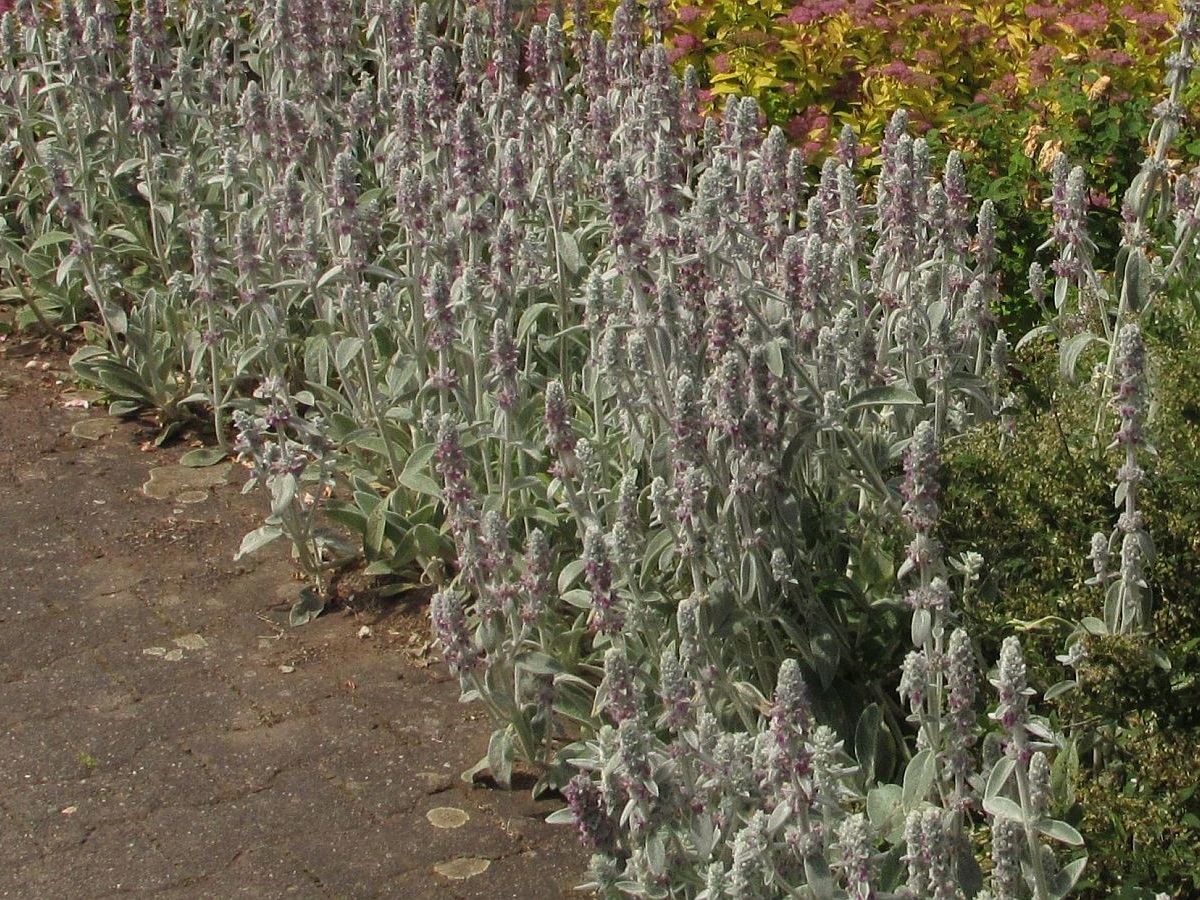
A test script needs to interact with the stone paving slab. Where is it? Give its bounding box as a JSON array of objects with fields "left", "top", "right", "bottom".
[{"left": 0, "top": 349, "right": 588, "bottom": 898}]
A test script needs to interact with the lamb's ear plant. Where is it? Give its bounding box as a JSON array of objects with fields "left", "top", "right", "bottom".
[{"left": 4, "top": 0, "right": 1200, "bottom": 895}]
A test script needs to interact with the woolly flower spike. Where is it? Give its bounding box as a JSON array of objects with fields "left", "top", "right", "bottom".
[
  {"left": 990, "top": 636, "right": 1033, "bottom": 738},
  {"left": 544, "top": 380, "right": 576, "bottom": 456},
  {"left": 727, "top": 812, "right": 770, "bottom": 900},
  {"left": 837, "top": 813, "right": 874, "bottom": 898},
  {"left": 584, "top": 525, "right": 621, "bottom": 634},
  {"left": 657, "top": 647, "right": 693, "bottom": 732},
  {"left": 430, "top": 589, "right": 478, "bottom": 674},
  {"left": 604, "top": 159, "right": 644, "bottom": 265},
  {"left": 565, "top": 774, "right": 616, "bottom": 851},
  {"left": 602, "top": 646, "right": 640, "bottom": 724},
  {"left": 990, "top": 817, "right": 1023, "bottom": 900},
  {"left": 903, "top": 808, "right": 957, "bottom": 900},
  {"left": 489, "top": 319, "right": 519, "bottom": 410},
  {"left": 899, "top": 650, "right": 929, "bottom": 714},
  {"left": 945, "top": 628, "right": 980, "bottom": 802},
  {"left": 331, "top": 148, "right": 358, "bottom": 233},
  {"left": 423, "top": 263, "right": 455, "bottom": 351},
  {"left": 453, "top": 103, "right": 486, "bottom": 196},
  {"left": 771, "top": 658, "right": 812, "bottom": 735},
  {"left": 617, "top": 717, "right": 656, "bottom": 802},
  {"left": 902, "top": 420, "right": 940, "bottom": 534},
  {"left": 433, "top": 415, "right": 472, "bottom": 506},
  {"left": 764, "top": 658, "right": 815, "bottom": 802},
  {"left": 1028, "top": 751, "right": 1051, "bottom": 821},
  {"left": 1111, "top": 323, "right": 1147, "bottom": 449},
  {"left": 519, "top": 529, "right": 552, "bottom": 624},
  {"left": 1087, "top": 531, "right": 1111, "bottom": 584}
]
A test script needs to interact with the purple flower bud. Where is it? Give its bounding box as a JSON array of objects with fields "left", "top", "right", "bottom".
[
  {"left": 991, "top": 817, "right": 1022, "bottom": 897},
  {"left": 990, "top": 636, "right": 1032, "bottom": 736},
  {"left": 902, "top": 420, "right": 940, "bottom": 534},
  {"left": 565, "top": 774, "right": 616, "bottom": 851},
  {"left": 423, "top": 263, "right": 456, "bottom": 351},
  {"left": 903, "top": 808, "right": 956, "bottom": 900},
  {"left": 602, "top": 646, "right": 640, "bottom": 724},
  {"left": 584, "top": 525, "right": 621, "bottom": 633},
  {"left": 837, "top": 813, "right": 874, "bottom": 898},
  {"left": 430, "top": 588, "right": 479, "bottom": 674},
  {"left": 434, "top": 415, "right": 473, "bottom": 506},
  {"left": 657, "top": 647, "right": 693, "bottom": 732},
  {"left": 727, "top": 812, "right": 770, "bottom": 900},
  {"left": 519, "top": 529, "right": 552, "bottom": 624},
  {"left": 544, "top": 380, "right": 576, "bottom": 458}
]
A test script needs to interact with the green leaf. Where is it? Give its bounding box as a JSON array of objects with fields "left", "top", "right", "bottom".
[
  {"left": 235, "top": 524, "right": 283, "bottom": 559},
  {"left": 487, "top": 727, "right": 515, "bottom": 788},
  {"left": 558, "top": 230, "right": 583, "bottom": 274},
  {"left": 845, "top": 385, "right": 923, "bottom": 412},
  {"left": 289, "top": 588, "right": 325, "bottom": 626},
  {"left": 1040, "top": 818, "right": 1084, "bottom": 846},
  {"left": 1049, "top": 856, "right": 1088, "bottom": 899},
  {"left": 854, "top": 703, "right": 882, "bottom": 784},
  {"left": 516, "top": 302, "right": 557, "bottom": 342},
  {"left": 398, "top": 443, "right": 441, "bottom": 497},
  {"left": 808, "top": 625, "right": 839, "bottom": 690},
  {"left": 1059, "top": 331, "right": 1101, "bottom": 382},
  {"left": 179, "top": 447, "right": 228, "bottom": 467},
  {"left": 29, "top": 230, "right": 74, "bottom": 252},
  {"left": 983, "top": 795, "right": 1024, "bottom": 820},
  {"left": 334, "top": 336, "right": 364, "bottom": 373},
  {"left": 902, "top": 748, "right": 936, "bottom": 809}
]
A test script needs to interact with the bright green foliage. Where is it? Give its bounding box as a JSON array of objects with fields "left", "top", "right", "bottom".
[
  {"left": 941, "top": 310, "right": 1200, "bottom": 898},
  {"left": 572, "top": 0, "right": 1196, "bottom": 323}
]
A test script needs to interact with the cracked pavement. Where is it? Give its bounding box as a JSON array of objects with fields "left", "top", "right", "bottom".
[{"left": 0, "top": 346, "right": 587, "bottom": 899}]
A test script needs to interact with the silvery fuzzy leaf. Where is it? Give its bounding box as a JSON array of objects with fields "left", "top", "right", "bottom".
[
  {"left": 984, "top": 756, "right": 1016, "bottom": 800},
  {"left": 29, "top": 229, "right": 73, "bottom": 251},
  {"left": 1039, "top": 818, "right": 1084, "bottom": 846},
  {"left": 1058, "top": 330, "right": 1101, "bottom": 383},
  {"left": 1043, "top": 679, "right": 1077, "bottom": 701},
  {"left": 901, "top": 748, "right": 935, "bottom": 809},
  {"left": 334, "top": 335, "right": 364, "bottom": 373},
  {"left": 179, "top": 447, "right": 228, "bottom": 467},
  {"left": 911, "top": 607, "right": 932, "bottom": 646},
  {"left": 644, "top": 831, "right": 666, "bottom": 876},
  {"left": 983, "top": 794, "right": 1024, "bottom": 821},
  {"left": 557, "top": 229, "right": 583, "bottom": 274},
  {"left": 558, "top": 558, "right": 587, "bottom": 593},
  {"left": 692, "top": 813, "right": 715, "bottom": 857},
  {"left": 235, "top": 524, "right": 282, "bottom": 559},
  {"left": 288, "top": 587, "right": 325, "bottom": 627},
  {"left": 767, "top": 800, "right": 790, "bottom": 834},
  {"left": 487, "top": 727, "right": 515, "bottom": 788},
  {"left": 1049, "top": 856, "right": 1088, "bottom": 899},
  {"left": 866, "top": 783, "right": 904, "bottom": 844},
  {"left": 845, "top": 384, "right": 922, "bottom": 412}
]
